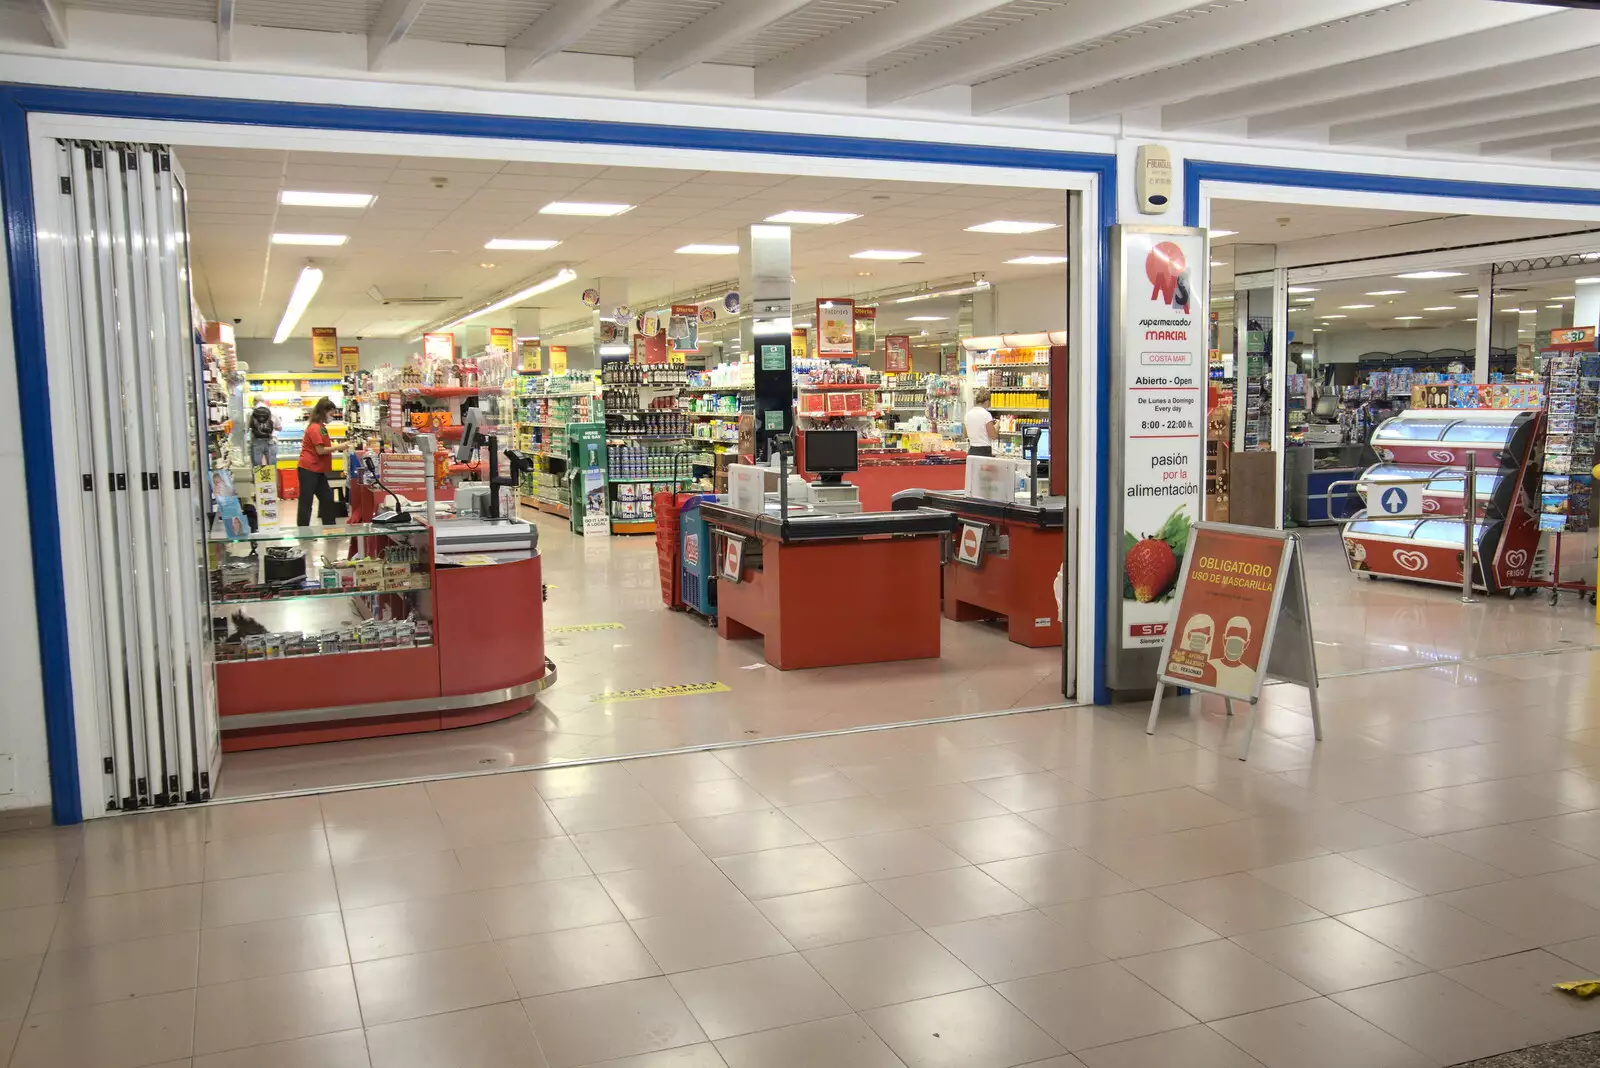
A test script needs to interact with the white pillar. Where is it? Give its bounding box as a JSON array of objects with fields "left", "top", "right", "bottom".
[
  {"left": 1575, "top": 280, "right": 1600, "bottom": 332},
  {"left": 1475, "top": 266, "right": 1493, "bottom": 385}
]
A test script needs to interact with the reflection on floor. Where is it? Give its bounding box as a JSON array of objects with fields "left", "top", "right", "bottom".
[
  {"left": 15, "top": 644, "right": 1600, "bottom": 1066},
  {"left": 218, "top": 510, "right": 1065, "bottom": 797},
  {"left": 1299, "top": 527, "right": 1600, "bottom": 675}
]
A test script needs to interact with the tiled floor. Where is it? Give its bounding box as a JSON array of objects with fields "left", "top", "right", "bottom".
[
  {"left": 18, "top": 636, "right": 1600, "bottom": 1066},
  {"left": 220, "top": 518, "right": 1600, "bottom": 799}
]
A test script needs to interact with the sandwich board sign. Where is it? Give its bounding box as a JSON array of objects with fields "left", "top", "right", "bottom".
[{"left": 1145, "top": 522, "right": 1322, "bottom": 759}]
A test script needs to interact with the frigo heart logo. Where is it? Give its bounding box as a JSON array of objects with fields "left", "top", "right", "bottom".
[
  {"left": 1423, "top": 498, "right": 1440, "bottom": 512},
  {"left": 1393, "top": 550, "right": 1428, "bottom": 572},
  {"left": 1426, "top": 449, "right": 1455, "bottom": 463},
  {"left": 1505, "top": 549, "right": 1529, "bottom": 570}
]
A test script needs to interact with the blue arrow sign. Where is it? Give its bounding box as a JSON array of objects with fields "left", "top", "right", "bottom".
[{"left": 1381, "top": 487, "right": 1409, "bottom": 514}]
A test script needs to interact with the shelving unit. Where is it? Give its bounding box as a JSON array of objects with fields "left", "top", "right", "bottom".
[
  {"left": 513, "top": 371, "right": 599, "bottom": 518},
  {"left": 601, "top": 361, "right": 695, "bottom": 533}
]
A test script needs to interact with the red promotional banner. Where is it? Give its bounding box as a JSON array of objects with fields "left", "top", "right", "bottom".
[
  {"left": 1158, "top": 526, "right": 1289, "bottom": 699},
  {"left": 885, "top": 335, "right": 912, "bottom": 373}
]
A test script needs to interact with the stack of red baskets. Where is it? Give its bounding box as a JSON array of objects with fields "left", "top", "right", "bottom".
[{"left": 654, "top": 492, "right": 693, "bottom": 608}]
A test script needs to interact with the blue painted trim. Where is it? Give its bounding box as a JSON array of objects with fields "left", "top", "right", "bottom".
[
  {"left": 0, "top": 83, "right": 1117, "bottom": 819},
  {"left": 1182, "top": 159, "right": 1600, "bottom": 229},
  {"left": 0, "top": 95, "right": 80, "bottom": 824}
]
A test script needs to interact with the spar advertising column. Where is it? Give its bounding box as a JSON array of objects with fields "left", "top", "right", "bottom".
[{"left": 1107, "top": 226, "right": 1209, "bottom": 695}]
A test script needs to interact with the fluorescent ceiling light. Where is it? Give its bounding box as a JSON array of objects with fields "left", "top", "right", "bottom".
[
  {"left": 1007, "top": 255, "right": 1068, "bottom": 265},
  {"left": 1211, "top": 260, "right": 1226, "bottom": 267},
  {"left": 440, "top": 267, "right": 578, "bottom": 329},
  {"left": 1575, "top": 277, "right": 1600, "bottom": 284},
  {"left": 1424, "top": 306, "right": 1459, "bottom": 312},
  {"left": 675, "top": 244, "right": 740, "bottom": 255},
  {"left": 540, "top": 201, "right": 633, "bottom": 216},
  {"left": 1287, "top": 286, "right": 1318, "bottom": 294},
  {"left": 1210, "top": 229, "right": 1238, "bottom": 237},
  {"left": 1465, "top": 318, "right": 1478, "bottom": 322},
  {"left": 852, "top": 250, "right": 920, "bottom": 260},
  {"left": 272, "top": 233, "right": 347, "bottom": 246},
  {"left": 1339, "top": 304, "right": 1375, "bottom": 310},
  {"left": 965, "top": 220, "right": 1058, "bottom": 234},
  {"left": 485, "top": 238, "right": 562, "bottom": 251},
  {"left": 1546, "top": 304, "right": 1566, "bottom": 309},
  {"left": 1556, "top": 295, "right": 1576, "bottom": 301},
  {"left": 1321, "top": 315, "right": 1347, "bottom": 320},
  {"left": 905, "top": 316, "right": 946, "bottom": 322},
  {"left": 273, "top": 266, "right": 324, "bottom": 344},
  {"left": 1395, "top": 316, "right": 1423, "bottom": 321},
  {"left": 1519, "top": 308, "right": 1538, "bottom": 315},
  {"left": 598, "top": 345, "right": 630, "bottom": 356},
  {"left": 895, "top": 282, "right": 991, "bottom": 304},
  {"left": 1396, "top": 270, "right": 1465, "bottom": 279},
  {"left": 765, "top": 210, "right": 859, "bottom": 225},
  {"left": 1367, "top": 290, "right": 1406, "bottom": 296},
  {"left": 279, "top": 191, "right": 374, "bottom": 208},
  {"left": 1292, "top": 297, "right": 1315, "bottom": 303}
]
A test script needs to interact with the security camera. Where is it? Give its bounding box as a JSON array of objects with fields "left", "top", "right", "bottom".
[
  {"left": 232, "top": 317, "right": 242, "bottom": 325},
  {"left": 356, "top": 335, "right": 364, "bottom": 341}
]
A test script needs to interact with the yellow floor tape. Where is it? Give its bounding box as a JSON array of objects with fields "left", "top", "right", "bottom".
[
  {"left": 549, "top": 622, "right": 625, "bottom": 634},
  {"left": 591, "top": 682, "right": 731, "bottom": 704}
]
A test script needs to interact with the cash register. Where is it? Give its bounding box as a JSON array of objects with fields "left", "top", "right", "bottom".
[{"left": 801, "top": 429, "right": 864, "bottom": 514}]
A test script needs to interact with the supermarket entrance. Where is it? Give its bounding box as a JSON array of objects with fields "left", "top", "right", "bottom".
[
  {"left": 1200, "top": 195, "right": 1600, "bottom": 676},
  {"left": 21, "top": 110, "right": 1102, "bottom": 817}
]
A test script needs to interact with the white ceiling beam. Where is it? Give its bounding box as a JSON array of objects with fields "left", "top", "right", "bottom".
[
  {"left": 635, "top": 0, "right": 811, "bottom": 88},
  {"left": 367, "top": 0, "right": 429, "bottom": 70},
  {"left": 216, "top": 0, "right": 233, "bottom": 61},
  {"left": 864, "top": 0, "right": 1198, "bottom": 108},
  {"left": 1552, "top": 141, "right": 1600, "bottom": 161},
  {"left": 1481, "top": 124, "right": 1600, "bottom": 156},
  {"left": 1248, "top": 44, "right": 1600, "bottom": 138},
  {"left": 1078, "top": 0, "right": 1545, "bottom": 125},
  {"left": 1408, "top": 104, "right": 1600, "bottom": 148},
  {"left": 755, "top": 0, "right": 1011, "bottom": 98},
  {"left": 971, "top": 0, "right": 1406, "bottom": 115},
  {"left": 507, "top": 0, "right": 626, "bottom": 79},
  {"left": 28, "top": 0, "right": 65, "bottom": 47},
  {"left": 1161, "top": 4, "right": 1574, "bottom": 132},
  {"left": 1329, "top": 72, "right": 1600, "bottom": 143}
]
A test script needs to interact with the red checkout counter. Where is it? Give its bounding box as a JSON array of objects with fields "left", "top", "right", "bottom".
[
  {"left": 699, "top": 502, "right": 958, "bottom": 670},
  {"left": 893, "top": 489, "right": 1065, "bottom": 648},
  {"left": 214, "top": 484, "right": 552, "bottom": 750}
]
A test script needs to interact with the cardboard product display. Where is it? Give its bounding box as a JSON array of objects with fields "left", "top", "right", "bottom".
[{"left": 1147, "top": 522, "right": 1322, "bottom": 760}]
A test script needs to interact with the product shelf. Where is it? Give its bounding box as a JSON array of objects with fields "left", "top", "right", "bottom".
[
  {"left": 213, "top": 583, "right": 428, "bottom": 607},
  {"left": 210, "top": 521, "right": 427, "bottom": 543}
]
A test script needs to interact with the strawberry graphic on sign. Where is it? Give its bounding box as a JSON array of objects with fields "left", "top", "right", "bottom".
[{"left": 1125, "top": 507, "right": 1191, "bottom": 604}]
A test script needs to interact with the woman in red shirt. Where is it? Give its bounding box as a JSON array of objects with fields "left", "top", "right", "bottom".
[{"left": 297, "top": 397, "right": 339, "bottom": 527}]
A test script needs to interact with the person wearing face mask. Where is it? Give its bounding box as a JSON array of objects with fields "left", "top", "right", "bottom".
[{"left": 1207, "top": 615, "right": 1259, "bottom": 694}]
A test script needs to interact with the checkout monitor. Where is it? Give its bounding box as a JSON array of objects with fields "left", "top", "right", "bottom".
[{"left": 803, "top": 429, "right": 858, "bottom": 484}]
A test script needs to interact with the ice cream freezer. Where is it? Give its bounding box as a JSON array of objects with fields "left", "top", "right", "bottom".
[
  {"left": 1368, "top": 409, "right": 1539, "bottom": 470},
  {"left": 1343, "top": 407, "right": 1543, "bottom": 594}
]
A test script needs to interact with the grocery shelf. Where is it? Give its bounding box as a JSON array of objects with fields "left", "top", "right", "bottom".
[
  {"left": 213, "top": 584, "right": 427, "bottom": 607},
  {"left": 210, "top": 521, "right": 426, "bottom": 543}
]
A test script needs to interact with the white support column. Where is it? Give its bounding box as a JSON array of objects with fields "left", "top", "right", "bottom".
[
  {"left": 1476, "top": 266, "right": 1494, "bottom": 385},
  {"left": 1576, "top": 279, "right": 1600, "bottom": 333},
  {"left": 1271, "top": 266, "right": 1289, "bottom": 531}
]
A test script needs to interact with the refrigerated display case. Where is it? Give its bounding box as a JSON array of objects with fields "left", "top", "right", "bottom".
[{"left": 1342, "top": 408, "right": 1543, "bottom": 593}]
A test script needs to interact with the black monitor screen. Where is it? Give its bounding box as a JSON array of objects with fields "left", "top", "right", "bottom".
[{"left": 804, "top": 429, "right": 858, "bottom": 474}]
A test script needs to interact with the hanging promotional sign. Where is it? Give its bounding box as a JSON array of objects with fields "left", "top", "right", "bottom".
[
  {"left": 854, "top": 305, "right": 877, "bottom": 357},
  {"left": 311, "top": 327, "right": 338, "bottom": 369},
  {"left": 338, "top": 345, "right": 360, "bottom": 373},
  {"left": 518, "top": 336, "right": 542, "bottom": 372},
  {"left": 885, "top": 335, "right": 913, "bottom": 373},
  {"left": 1111, "top": 226, "right": 1208, "bottom": 659},
  {"left": 423, "top": 332, "right": 454, "bottom": 364},
  {"left": 549, "top": 345, "right": 568, "bottom": 374},
  {"left": 488, "top": 327, "right": 514, "bottom": 359},
  {"left": 669, "top": 304, "right": 700, "bottom": 353},
  {"left": 698, "top": 306, "right": 716, "bottom": 324},
  {"left": 1550, "top": 326, "right": 1597, "bottom": 350},
  {"left": 816, "top": 299, "right": 855, "bottom": 356}
]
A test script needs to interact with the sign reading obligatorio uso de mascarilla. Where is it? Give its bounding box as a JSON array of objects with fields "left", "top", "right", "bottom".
[
  {"left": 1159, "top": 526, "right": 1286, "bottom": 700},
  {"left": 1120, "top": 229, "right": 1206, "bottom": 649}
]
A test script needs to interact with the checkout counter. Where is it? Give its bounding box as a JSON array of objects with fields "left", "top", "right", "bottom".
[
  {"left": 893, "top": 488, "right": 1064, "bottom": 648},
  {"left": 701, "top": 430, "right": 957, "bottom": 670},
  {"left": 215, "top": 433, "right": 552, "bottom": 749}
]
